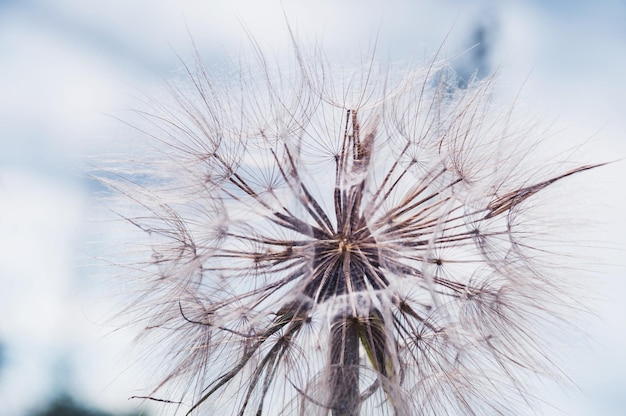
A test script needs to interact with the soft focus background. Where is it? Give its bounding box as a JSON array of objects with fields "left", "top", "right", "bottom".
[{"left": 1, "top": 1, "right": 625, "bottom": 415}]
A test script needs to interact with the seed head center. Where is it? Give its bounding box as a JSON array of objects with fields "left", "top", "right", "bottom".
[
  {"left": 302, "top": 227, "right": 388, "bottom": 303},
  {"left": 337, "top": 237, "right": 353, "bottom": 254}
]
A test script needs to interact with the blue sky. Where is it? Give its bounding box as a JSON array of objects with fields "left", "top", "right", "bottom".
[{"left": 1, "top": 1, "right": 625, "bottom": 415}]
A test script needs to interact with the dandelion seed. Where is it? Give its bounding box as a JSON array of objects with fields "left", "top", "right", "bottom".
[{"left": 101, "top": 37, "right": 605, "bottom": 415}]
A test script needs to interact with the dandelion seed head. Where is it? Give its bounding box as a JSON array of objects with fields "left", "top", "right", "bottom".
[{"left": 100, "top": 37, "right": 605, "bottom": 415}]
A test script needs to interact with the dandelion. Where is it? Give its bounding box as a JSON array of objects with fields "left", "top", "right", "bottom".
[{"left": 101, "top": 37, "right": 604, "bottom": 415}]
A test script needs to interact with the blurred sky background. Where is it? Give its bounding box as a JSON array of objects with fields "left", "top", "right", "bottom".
[{"left": 1, "top": 1, "right": 626, "bottom": 415}]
